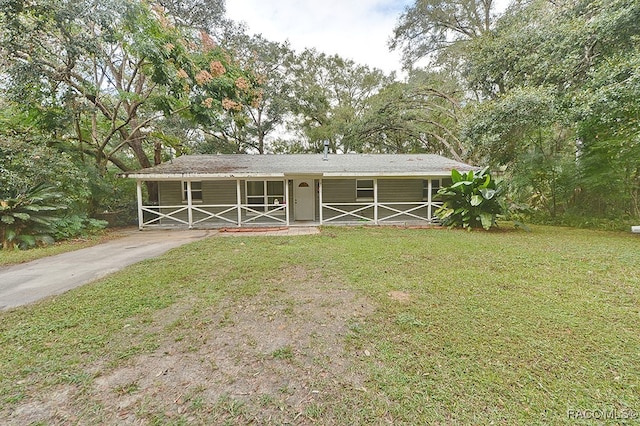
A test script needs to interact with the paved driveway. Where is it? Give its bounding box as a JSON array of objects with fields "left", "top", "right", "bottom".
[
  {"left": 0, "top": 229, "right": 213, "bottom": 310},
  {"left": 0, "top": 227, "right": 320, "bottom": 311}
]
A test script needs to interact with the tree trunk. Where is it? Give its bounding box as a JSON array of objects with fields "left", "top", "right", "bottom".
[{"left": 145, "top": 181, "right": 159, "bottom": 205}]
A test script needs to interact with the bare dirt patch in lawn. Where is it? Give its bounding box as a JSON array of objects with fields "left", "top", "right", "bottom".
[
  {"left": 387, "top": 290, "right": 412, "bottom": 303},
  {"left": 6, "top": 266, "right": 374, "bottom": 425}
]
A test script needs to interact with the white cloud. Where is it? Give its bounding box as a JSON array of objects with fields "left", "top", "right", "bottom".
[
  {"left": 226, "top": 0, "right": 412, "bottom": 74},
  {"left": 226, "top": 0, "right": 513, "bottom": 75}
]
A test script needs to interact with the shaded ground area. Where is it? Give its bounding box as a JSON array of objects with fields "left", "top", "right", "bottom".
[{"left": 6, "top": 267, "right": 374, "bottom": 425}]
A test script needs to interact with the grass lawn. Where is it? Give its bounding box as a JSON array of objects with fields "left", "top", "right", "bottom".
[{"left": 0, "top": 225, "right": 639, "bottom": 424}]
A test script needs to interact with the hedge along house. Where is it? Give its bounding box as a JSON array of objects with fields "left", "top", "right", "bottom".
[{"left": 120, "top": 153, "right": 477, "bottom": 229}]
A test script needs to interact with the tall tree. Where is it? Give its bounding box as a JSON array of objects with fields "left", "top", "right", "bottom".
[
  {"left": 156, "top": 0, "right": 226, "bottom": 30},
  {"left": 391, "top": 0, "right": 499, "bottom": 68},
  {"left": 1, "top": 0, "right": 257, "bottom": 201},
  {"left": 354, "top": 70, "right": 466, "bottom": 160},
  {"left": 287, "top": 49, "right": 393, "bottom": 153},
  {"left": 198, "top": 33, "right": 294, "bottom": 154},
  {"left": 462, "top": 0, "right": 640, "bottom": 219}
]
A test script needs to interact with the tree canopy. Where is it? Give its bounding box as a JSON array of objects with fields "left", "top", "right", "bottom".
[{"left": 1, "top": 0, "right": 638, "bottom": 244}]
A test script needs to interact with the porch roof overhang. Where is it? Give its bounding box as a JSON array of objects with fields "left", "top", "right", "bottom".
[
  {"left": 120, "top": 153, "right": 477, "bottom": 180},
  {"left": 123, "top": 172, "right": 288, "bottom": 180}
]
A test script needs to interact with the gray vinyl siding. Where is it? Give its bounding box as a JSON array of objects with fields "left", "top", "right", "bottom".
[
  {"left": 320, "top": 178, "right": 433, "bottom": 223},
  {"left": 156, "top": 181, "right": 184, "bottom": 225},
  {"left": 322, "top": 178, "right": 425, "bottom": 203},
  {"left": 378, "top": 179, "right": 429, "bottom": 223},
  {"left": 157, "top": 180, "right": 239, "bottom": 225},
  {"left": 158, "top": 181, "right": 182, "bottom": 205},
  {"left": 159, "top": 180, "right": 238, "bottom": 205},
  {"left": 203, "top": 181, "right": 237, "bottom": 204},
  {"left": 322, "top": 179, "right": 356, "bottom": 203},
  {"left": 377, "top": 179, "right": 423, "bottom": 202},
  {"left": 321, "top": 178, "right": 372, "bottom": 222}
]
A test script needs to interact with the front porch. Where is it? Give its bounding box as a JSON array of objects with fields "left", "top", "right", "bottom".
[{"left": 135, "top": 177, "right": 446, "bottom": 229}]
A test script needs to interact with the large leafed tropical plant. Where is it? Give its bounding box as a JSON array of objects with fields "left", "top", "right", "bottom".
[
  {"left": 0, "top": 183, "right": 66, "bottom": 250},
  {"left": 435, "top": 167, "right": 504, "bottom": 230}
]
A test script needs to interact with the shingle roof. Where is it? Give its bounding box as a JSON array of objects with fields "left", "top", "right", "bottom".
[{"left": 120, "top": 154, "right": 477, "bottom": 179}]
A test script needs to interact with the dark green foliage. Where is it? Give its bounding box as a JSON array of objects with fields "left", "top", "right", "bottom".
[
  {"left": 353, "top": 70, "right": 465, "bottom": 159},
  {"left": 0, "top": 134, "right": 91, "bottom": 212},
  {"left": 85, "top": 170, "right": 138, "bottom": 224},
  {"left": 458, "top": 0, "right": 640, "bottom": 223},
  {"left": 435, "top": 168, "right": 504, "bottom": 230},
  {"left": 0, "top": 184, "right": 67, "bottom": 250},
  {"left": 50, "top": 215, "right": 107, "bottom": 241},
  {"left": 0, "top": 0, "right": 258, "bottom": 189}
]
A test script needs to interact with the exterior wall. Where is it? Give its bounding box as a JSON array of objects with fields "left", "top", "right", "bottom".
[
  {"left": 377, "top": 179, "right": 429, "bottom": 223},
  {"left": 157, "top": 180, "right": 239, "bottom": 225},
  {"left": 204, "top": 181, "right": 237, "bottom": 204},
  {"left": 322, "top": 178, "right": 424, "bottom": 203},
  {"left": 158, "top": 181, "right": 182, "bottom": 205},
  {"left": 145, "top": 176, "right": 443, "bottom": 228},
  {"left": 320, "top": 178, "right": 428, "bottom": 223},
  {"left": 156, "top": 181, "right": 185, "bottom": 225},
  {"left": 322, "top": 179, "right": 355, "bottom": 203},
  {"left": 158, "top": 181, "right": 237, "bottom": 205},
  {"left": 377, "top": 179, "right": 423, "bottom": 202},
  {"left": 322, "top": 178, "right": 373, "bottom": 222}
]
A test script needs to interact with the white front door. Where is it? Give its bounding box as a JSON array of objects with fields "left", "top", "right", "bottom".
[{"left": 294, "top": 179, "right": 314, "bottom": 221}]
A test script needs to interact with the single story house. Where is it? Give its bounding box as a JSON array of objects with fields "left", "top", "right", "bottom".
[{"left": 120, "top": 153, "right": 477, "bottom": 229}]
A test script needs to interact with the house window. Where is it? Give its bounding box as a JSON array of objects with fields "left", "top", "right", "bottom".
[
  {"left": 425, "top": 178, "right": 452, "bottom": 200},
  {"left": 424, "top": 179, "right": 439, "bottom": 200},
  {"left": 246, "top": 180, "right": 285, "bottom": 211},
  {"left": 356, "top": 179, "right": 374, "bottom": 200},
  {"left": 182, "top": 181, "right": 203, "bottom": 202}
]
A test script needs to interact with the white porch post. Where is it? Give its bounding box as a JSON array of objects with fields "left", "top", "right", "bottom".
[
  {"left": 318, "top": 178, "right": 324, "bottom": 225},
  {"left": 285, "top": 179, "right": 290, "bottom": 226},
  {"left": 427, "top": 179, "right": 433, "bottom": 221},
  {"left": 136, "top": 180, "right": 144, "bottom": 230},
  {"left": 373, "top": 178, "right": 378, "bottom": 225},
  {"left": 186, "top": 180, "right": 193, "bottom": 229},
  {"left": 236, "top": 179, "right": 242, "bottom": 227}
]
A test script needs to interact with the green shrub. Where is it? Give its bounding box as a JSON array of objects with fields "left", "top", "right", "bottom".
[
  {"left": 435, "top": 167, "right": 504, "bottom": 230},
  {"left": 51, "top": 215, "right": 108, "bottom": 240},
  {"left": 0, "top": 183, "right": 67, "bottom": 250}
]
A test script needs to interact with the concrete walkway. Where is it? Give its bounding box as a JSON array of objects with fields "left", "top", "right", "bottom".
[{"left": 0, "top": 227, "right": 319, "bottom": 310}]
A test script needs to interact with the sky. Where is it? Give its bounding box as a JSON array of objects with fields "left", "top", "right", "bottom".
[{"left": 226, "top": 0, "right": 512, "bottom": 75}]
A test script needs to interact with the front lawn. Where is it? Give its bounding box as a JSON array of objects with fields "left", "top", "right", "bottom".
[{"left": 0, "top": 225, "right": 638, "bottom": 424}]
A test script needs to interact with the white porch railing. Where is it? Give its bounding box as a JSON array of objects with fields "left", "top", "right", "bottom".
[
  {"left": 140, "top": 203, "right": 287, "bottom": 228},
  {"left": 141, "top": 205, "right": 189, "bottom": 227},
  {"left": 321, "top": 203, "right": 375, "bottom": 223},
  {"left": 321, "top": 201, "right": 442, "bottom": 224},
  {"left": 192, "top": 204, "right": 238, "bottom": 226},
  {"left": 378, "top": 202, "right": 435, "bottom": 223},
  {"left": 240, "top": 204, "right": 287, "bottom": 224}
]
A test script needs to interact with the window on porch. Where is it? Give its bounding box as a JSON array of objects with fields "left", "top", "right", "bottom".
[
  {"left": 423, "top": 178, "right": 452, "bottom": 200},
  {"left": 182, "top": 181, "right": 203, "bottom": 202},
  {"left": 356, "top": 179, "right": 374, "bottom": 201},
  {"left": 246, "top": 180, "right": 285, "bottom": 211}
]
